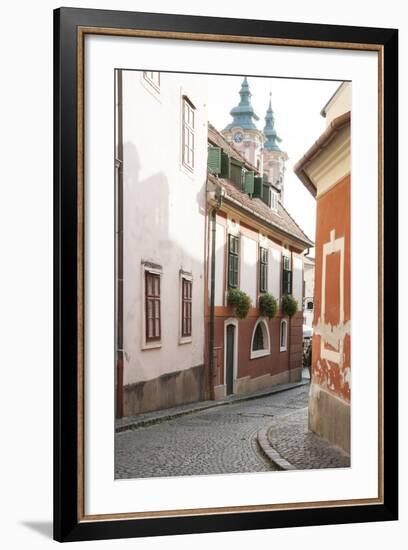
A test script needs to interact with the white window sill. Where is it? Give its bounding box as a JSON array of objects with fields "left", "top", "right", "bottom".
[
  {"left": 250, "top": 349, "right": 270, "bottom": 360},
  {"left": 179, "top": 337, "right": 192, "bottom": 345},
  {"left": 141, "top": 341, "right": 162, "bottom": 351},
  {"left": 280, "top": 346, "right": 287, "bottom": 352}
]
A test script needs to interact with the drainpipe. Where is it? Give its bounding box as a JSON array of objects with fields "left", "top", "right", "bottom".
[
  {"left": 115, "top": 70, "right": 124, "bottom": 418},
  {"left": 208, "top": 186, "right": 223, "bottom": 400},
  {"left": 208, "top": 207, "right": 217, "bottom": 400}
]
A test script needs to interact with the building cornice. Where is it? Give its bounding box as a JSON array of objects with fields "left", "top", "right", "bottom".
[{"left": 294, "top": 111, "right": 351, "bottom": 197}]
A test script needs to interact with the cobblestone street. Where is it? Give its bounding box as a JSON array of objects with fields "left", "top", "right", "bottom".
[{"left": 115, "top": 384, "right": 310, "bottom": 479}]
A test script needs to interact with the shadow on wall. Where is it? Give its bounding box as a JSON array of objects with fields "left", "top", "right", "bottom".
[{"left": 118, "top": 141, "right": 209, "bottom": 417}]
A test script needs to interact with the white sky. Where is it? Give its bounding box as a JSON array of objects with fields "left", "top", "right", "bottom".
[{"left": 203, "top": 74, "right": 342, "bottom": 244}]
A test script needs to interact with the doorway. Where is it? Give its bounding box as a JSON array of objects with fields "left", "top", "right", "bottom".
[{"left": 226, "top": 324, "right": 235, "bottom": 395}]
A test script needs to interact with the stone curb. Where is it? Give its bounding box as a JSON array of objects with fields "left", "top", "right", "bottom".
[
  {"left": 116, "top": 379, "right": 309, "bottom": 433},
  {"left": 257, "top": 426, "right": 296, "bottom": 470}
]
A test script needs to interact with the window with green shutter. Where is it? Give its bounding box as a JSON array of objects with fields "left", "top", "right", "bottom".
[
  {"left": 262, "top": 184, "right": 271, "bottom": 206},
  {"left": 230, "top": 161, "right": 243, "bottom": 187},
  {"left": 228, "top": 234, "right": 239, "bottom": 288},
  {"left": 220, "top": 151, "right": 230, "bottom": 178},
  {"left": 253, "top": 176, "right": 263, "bottom": 198},
  {"left": 282, "top": 254, "right": 292, "bottom": 295},
  {"left": 207, "top": 146, "right": 222, "bottom": 174},
  {"left": 259, "top": 246, "right": 268, "bottom": 293},
  {"left": 243, "top": 171, "right": 255, "bottom": 195}
]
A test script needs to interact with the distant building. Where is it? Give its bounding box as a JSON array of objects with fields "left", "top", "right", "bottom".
[
  {"left": 294, "top": 82, "right": 351, "bottom": 454},
  {"left": 222, "top": 79, "right": 288, "bottom": 203},
  {"left": 207, "top": 119, "right": 312, "bottom": 398}
]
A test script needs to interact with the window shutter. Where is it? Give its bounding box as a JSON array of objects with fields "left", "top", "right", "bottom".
[
  {"left": 282, "top": 269, "right": 289, "bottom": 295},
  {"left": 253, "top": 176, "right": 263, "bottom": 198},
  {"left": 243, "top": 171, "right": 255, "bottom": 195},
  {"left": 262, "top": 183, "right": 271, "bottom": 206},
  {"left": 230, "top": 161, "right": 243, "bottom": 187},
  {"left": 207, "top": 146, "right": 222, "bottom": 174},
  {"left": 220, "top": 151, "right": 230, "bottom": 178}
]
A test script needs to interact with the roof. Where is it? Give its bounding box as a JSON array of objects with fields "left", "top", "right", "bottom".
[
  {"left": 304, "top": 255, "right": 315, "bottom": 266},
  {"left": 320, "top": 82, "right": 349, "bottom": 118},
  {"left": 208, "top": 173, "right": 313, "bottom": 248},
  {"left": 294, "top": 111, "right": 351, "bottom": 197},
  {"left": 208, "top": 122, "right": 258, "bottom": 173}
]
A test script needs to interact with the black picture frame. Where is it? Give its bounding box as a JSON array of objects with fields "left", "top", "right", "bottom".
[{"left": 54, "top": 7, "right": 398, "bottom": 542}]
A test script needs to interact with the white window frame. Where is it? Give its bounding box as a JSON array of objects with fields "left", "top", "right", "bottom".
[
  {"left": 142, "top": 71, "right": 160, "bottom": 92},
  {"left": 280, "top": 319, "right": 288, "bottom": 352},
  {"left": 182, "top": 96, "right": 195, "bottom": 171},
  {"left": 179, "top": 271, "right": 193, "bottom": 345},
  {"left": 270, "top": 189, "right": 279, "bottom": 212},
  {"left": 141, "top": 262, "right": 162, "bottom": 350},
  {"left": 250, "top": 318, "right": 271, "bottom": 359}
]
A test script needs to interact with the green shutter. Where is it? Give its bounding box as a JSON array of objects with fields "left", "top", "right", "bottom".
[
  {"left": 262, "top": 183, "right": 271, "bottom": 206},
  {"left": 220, "top": 151, "right": 230, "bottom": 178},
  {"left": 207, "top": 146, "right": 222, "bottom": 174},
  {"left": 253, "top": 176, "right": 263, "bottom": 198},
  {"left": 230, "top": 161, "right": 242, "bottom": 187},
  {"left": 243, "top": 171, "right": 255, "bottom": 195}
]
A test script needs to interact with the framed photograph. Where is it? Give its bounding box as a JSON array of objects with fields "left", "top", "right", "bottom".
[{"left": 54, "top": 7, "right": 398, "bottom": 542}]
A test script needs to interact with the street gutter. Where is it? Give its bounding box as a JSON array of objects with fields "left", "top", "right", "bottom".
[{"left": 116, "top": 379, "right": 309, "bottom": 433}]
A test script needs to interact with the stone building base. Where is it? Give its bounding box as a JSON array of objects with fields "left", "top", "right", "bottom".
[
  {"left": 308, "top": 382, "right": 350, "bottom": 454},
  {"left": 214, "top": 367, "right": 302, "bottom": 400},
  {"left": 123, "top": 364, "right": 206, "bottom": 416}
]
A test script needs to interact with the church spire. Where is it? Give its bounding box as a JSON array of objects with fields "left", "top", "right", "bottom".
[
  {"left": 263, "top": 93, "right": 282, "bottom": 151},
  {"left": 224, "top": 77, "right": 259, "bottom": 131}
]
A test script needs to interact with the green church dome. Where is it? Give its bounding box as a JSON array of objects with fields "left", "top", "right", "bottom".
[{"left": 224, "top": 77, "right": 260, "bottom": 131}]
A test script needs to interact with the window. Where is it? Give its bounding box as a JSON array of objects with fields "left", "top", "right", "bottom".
[
  {"left": 280, "top": 319, "right": 288, "bottom": 351},
  {"left": 270, "top": 189, "right": 279, "bottom": 212},
  {"left": 145, "top": 271, "right": 161, "bottom": 342},
  {"left": 250, "top": 319, "right": 271, "bottom": 359},
  {"left": 182, "top": 97, "right": 195, "bottom": 170},
  {"left": 181, "top": 277, "right": 192, "bottom": 338},
  {"left": 228, "top": 234, "right": 239, "bottom": 288},
  {"left": 282, "top": 254, "right": 292, "bottom": 295},
  {"left": 259, "top": 246, "right": 268, "bottom": 293},
  {"left": 253, "top": 324, "right": 264, "bottom": 351},
  {"left": 143, "top": 71, "right": 160, "bottom": 91}
]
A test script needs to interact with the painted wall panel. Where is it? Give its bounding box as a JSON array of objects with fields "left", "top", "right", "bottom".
[
  {"left": 240, "top": 235, "right": 257, "bottom": 305},
  {"left": 292, "top": 254, "right": 303, "bottom": 311},
  {"left": 268, "top": 246, "right": 281, "bottom": 301},
  {"left": 214, "top": 223, "right": 225, "bottom": 306}
]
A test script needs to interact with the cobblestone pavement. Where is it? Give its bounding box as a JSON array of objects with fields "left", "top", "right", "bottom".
[
  {"left": 115, "top": 384, "right": 309, "bottom": 479},
  {"left": 266, "top": 407, "right": 350, "bottom": 470}
]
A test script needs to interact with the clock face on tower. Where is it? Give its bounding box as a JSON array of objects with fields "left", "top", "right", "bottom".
[{"left": 233, "top": 132, "right": 243, "bottom": 143}]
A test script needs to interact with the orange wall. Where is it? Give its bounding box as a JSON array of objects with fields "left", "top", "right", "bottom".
[{"left": 313, "top": 175, "right": 350, "bottom": 402}]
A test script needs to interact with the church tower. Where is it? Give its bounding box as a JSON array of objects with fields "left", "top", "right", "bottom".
[
  {"left": 262, "top": 93, "right": 288, "bottom": 202},
  {"left": 222, "top": 77, "right": 264, "bottom": 171}
]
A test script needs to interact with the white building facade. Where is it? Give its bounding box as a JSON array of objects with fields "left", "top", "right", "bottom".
[{"left": 115, "top": 71, "right": 209, "bottom": 416}]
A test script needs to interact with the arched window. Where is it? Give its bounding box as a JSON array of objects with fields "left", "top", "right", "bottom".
[
  {"left": 280, "top": 319, "right": 288, "bottom": 352},
  {"left": 250, "top": 319, "right": 270, "bottom": 359},
  {"left": 253, "top": 324, "right": 264, "bottom": 351}
]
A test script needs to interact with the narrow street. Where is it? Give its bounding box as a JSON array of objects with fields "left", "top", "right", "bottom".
[{"left": 115, "top": 383, "right": 309, "bottom": 479}]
